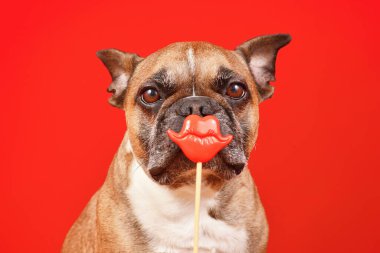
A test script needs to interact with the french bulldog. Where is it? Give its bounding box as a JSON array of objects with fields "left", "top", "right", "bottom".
[{"left": 62, "top": 34, "right": 291, "bottom": 253}]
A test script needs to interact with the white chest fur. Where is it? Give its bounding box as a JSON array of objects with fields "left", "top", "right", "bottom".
[{"left": 127, "top": 159, "right": 248, "bottom": 253}]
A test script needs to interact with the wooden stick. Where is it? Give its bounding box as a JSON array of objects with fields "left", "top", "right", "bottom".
[{"left": 193, "top": 162, "right": 202, "bottom": 253}]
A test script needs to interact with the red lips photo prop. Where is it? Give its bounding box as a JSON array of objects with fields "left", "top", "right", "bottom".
[{"left": 167, "top": 115, "right": 233, "bottom": 163}]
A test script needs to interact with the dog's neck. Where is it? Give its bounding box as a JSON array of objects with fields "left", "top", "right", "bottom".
[
  {"left": 107, "top": 132, "right": 249, "bottom": 253},
  {"left": 102, "top": 131, "right": 138, "bottom": 195}
]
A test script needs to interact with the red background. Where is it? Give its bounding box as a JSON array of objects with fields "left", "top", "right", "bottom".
[{"left": 1, "top": 0, "right": 379, "bottom": 252}]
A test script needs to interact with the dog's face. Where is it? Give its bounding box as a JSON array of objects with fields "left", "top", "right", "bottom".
[{"left": 97, "top": 34, "right": 291, "bottom": 188}]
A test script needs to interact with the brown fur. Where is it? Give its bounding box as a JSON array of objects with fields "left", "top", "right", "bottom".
[
  {"left": 62, "top": 135, "right": 268, "bottom": 253},
  {"left": 62, "top": 35, "right": 291, "bottom": 253}
]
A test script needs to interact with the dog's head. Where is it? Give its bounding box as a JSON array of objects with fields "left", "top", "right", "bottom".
[{"left": 97, "top": 34, "right": 291, "bottom": 188}]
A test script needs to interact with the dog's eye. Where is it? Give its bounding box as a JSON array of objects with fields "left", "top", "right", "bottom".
[
  {"left": 226, "top": 82, "right": 246, "bottom": 99},
  {"left": 141, "top": 88, "right": 161, "bottom": 104}
]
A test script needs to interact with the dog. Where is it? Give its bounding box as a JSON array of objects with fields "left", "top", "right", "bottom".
[{"left": 62, "top": 34, "right": 291, "bottom": 253}]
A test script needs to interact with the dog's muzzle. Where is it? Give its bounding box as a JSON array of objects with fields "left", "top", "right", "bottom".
[{"left": 147, "top": 96, "right": 247, "bottom": 182}]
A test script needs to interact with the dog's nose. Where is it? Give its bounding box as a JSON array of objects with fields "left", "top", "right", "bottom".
[{"left": 177, "top": 96, "right": 218, "bottom": 117}]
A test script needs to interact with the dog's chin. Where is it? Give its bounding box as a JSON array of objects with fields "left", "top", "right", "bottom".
[{"left": 148, "top": 153, "right": 246, "bottom": 188}]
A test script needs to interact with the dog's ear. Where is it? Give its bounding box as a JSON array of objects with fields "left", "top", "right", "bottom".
[
  {"left": 235, "top": 34, "right": 291, "bottom": 101},
  {"left": 96, "top": 49, "right": 143, "bottom": 108}
]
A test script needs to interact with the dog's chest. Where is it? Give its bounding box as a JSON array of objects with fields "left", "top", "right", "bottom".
[{"left": 127, "top": 160, "right": 248, "bottom": 253}]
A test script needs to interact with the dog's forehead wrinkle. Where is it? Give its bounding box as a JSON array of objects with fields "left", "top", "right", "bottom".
[
  {"left": 186, "top": 47, "right": 196, "bottom": 74},
  {"left": 148, "top": 68, "right": 176, "bottom": 89},
  {"left": 214, "top": 66, "right": 246, "bottom": 86},
  {"left": 140, "top": 42, "right": 245, "bottom": 100},
  {"left": 186, "top": 47, "right": 196, "bottom": 96}
]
